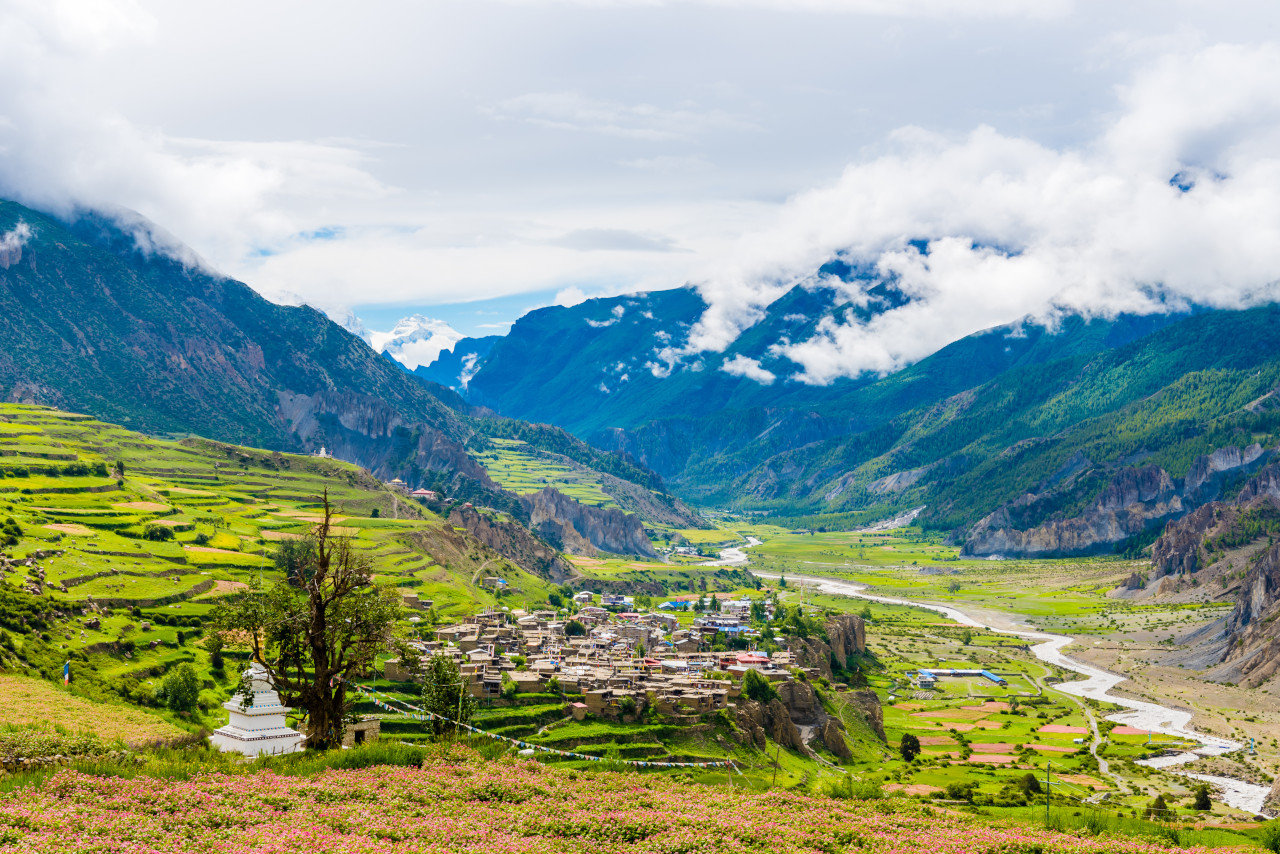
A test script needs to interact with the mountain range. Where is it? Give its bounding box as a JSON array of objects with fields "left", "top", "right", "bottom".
[
  {"left": 8, "top": 195, "right": 1280, "bottom": 561},
  {"left": 0, "top": 200, "right": 699, "bottom": 559},
  {"left": 424, "top": 273, "right": 1280, "bottom": 557}
]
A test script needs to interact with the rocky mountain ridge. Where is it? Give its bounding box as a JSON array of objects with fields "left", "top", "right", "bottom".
[
  {"left": 1141, "top": 455, "right": 1280, "bottom": 685},
  {"left": 0, "top": 200, "right": 676, "bottom": 560},
  {"left": 964, "top": 445, "right": 1269, "bottom": 558},
  {"left": 520, "top": 487, "right": 657, "bottom": 558}
]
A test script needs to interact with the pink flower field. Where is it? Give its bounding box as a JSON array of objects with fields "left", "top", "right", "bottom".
[{"left": 0, "top": 753, "right": 1220, "bottom": 854}]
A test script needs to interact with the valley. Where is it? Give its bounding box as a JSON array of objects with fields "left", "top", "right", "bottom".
[
  {"left": 3, "top": 203, "right": 1280, "bottom": 851},
  {"left": 0, "top": 399, "right": 1276, "bottom": 850}
]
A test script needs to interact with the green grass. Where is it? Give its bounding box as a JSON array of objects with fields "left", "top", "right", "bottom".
[
  {"left": 0, "top": 403, "right": 572, "bottom": 732},
  {"left": 475, "top": 438, "right": 616, "bottom": 507}
]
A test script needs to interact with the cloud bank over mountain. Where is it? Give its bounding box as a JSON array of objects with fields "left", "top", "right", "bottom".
[
  {"left": 4, "top": 1, "right": 1280, "bottom": 367},
  {"left": 680, "top": 44, "right": 1280, "bottom": 384}
]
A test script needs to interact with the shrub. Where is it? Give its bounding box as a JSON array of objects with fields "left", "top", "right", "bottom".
[
  {"left": 1260, "top": 820, "right": 1280, "bottom": 853},
  {"left": 1192, "top": 783, "right": 1211, "bottom": 811},
  {"left": 742, "top": 669, "right": 777, "bottom": 703},
  {"left": 158, "top": 664, "right": 200, "bottom": 713},
  {"left": 823, "top": 776, "right": 884, "bottom": 800}
]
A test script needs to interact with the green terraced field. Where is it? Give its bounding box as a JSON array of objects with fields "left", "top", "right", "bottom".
[
  {"left": 474, "top": 438, "right": 616, "bottom": 507},
  {"left": 0, "top": 403, "right": 567, "bottom": 734}
]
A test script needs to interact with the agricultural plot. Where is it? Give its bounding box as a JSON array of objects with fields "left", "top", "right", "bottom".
[
  {"left": 0, "top": 404, "right": 566, "bottom": 734},
  {"left": 0, "top": 675, "right": 181, "bottom": 742},
  {"left": 475, "top": 438, "right": 616, "bottom": 507}
]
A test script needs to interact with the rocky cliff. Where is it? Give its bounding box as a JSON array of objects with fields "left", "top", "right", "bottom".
[
  {"left": 732, "top": 696, "right": 802, "bottom": 750},
  {"left": 843, "top": 689, "right": 886, "bottom": 742},
  {"left": 1211, "top": 540, "right": 1280, "bottom": 687},
  {"left": 519, "top": 487, "right": 657, "bottom": 558},
  {"left": 446, "top": 505, "right": 572, "bottom": 581},
  {"left": 792, "top": 614, "right": 868, "bottom": 678},
  {"left": 963, "top": 445, "right": 1268, "bottom": 558},
  {"left": 1142, "top": 457, "right": 1280, "bottom": 685},
  {"left": 277, "top": 390, "right": 490, "bottom": 488},
  {"left": 1151, "top": 459, "right": 1280, "bottom": 578}
]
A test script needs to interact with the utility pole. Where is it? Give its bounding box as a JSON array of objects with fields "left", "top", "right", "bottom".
[
  {"left": 1045, "top": 760, "right": 1051, "bottom": 826},
  {"left": 772, "top": 739, "right": 782, "bottom": 787}
]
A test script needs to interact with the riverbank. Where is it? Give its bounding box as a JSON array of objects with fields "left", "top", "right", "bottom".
[{"left": 753, "top": 569, "right": 1272, "bottom": 816}]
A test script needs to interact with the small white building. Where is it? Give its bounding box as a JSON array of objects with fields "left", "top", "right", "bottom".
[{"left": 209, "top": 662, "right": 306, "bottom": 756}]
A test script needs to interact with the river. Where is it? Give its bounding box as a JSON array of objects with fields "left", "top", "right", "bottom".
[
  {"left": 746, "top": 566, "right": 1271, "bottom": 816},
  {"left": 698, "top": 536, "right": 762, "bottom": 566}
]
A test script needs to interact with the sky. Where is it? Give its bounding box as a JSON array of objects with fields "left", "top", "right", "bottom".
[{"left": 3, "top": 0, "right": 1280, "bottom": 375}]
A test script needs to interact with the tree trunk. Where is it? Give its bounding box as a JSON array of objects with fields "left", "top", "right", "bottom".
[{"left": 305, "top": 680, "right": 346, "bottom": 749}]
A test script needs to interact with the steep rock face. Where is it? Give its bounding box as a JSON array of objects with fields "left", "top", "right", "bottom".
[
  {"left": 446, "top": 505, "right": 571, "bottom": 581},
  {"left": 820, "top": 718, "right": 852, "bottom": 760},
  {"left": 845, "top": 690, "right": 886, "bottom": 742},
  {"left": 792, "top": 614, "right": 868, "bottom": 677},
  {"left": 827, "top": 615, "right": 867, "bottom": 665},
  {"left": 964, "top": 446, "right": 1270, "bottom": 558},
  {"left": 519, "top": 487, "right": 656, "bottom": 557},
  {"left": 1151, "top": 459, "right": 1280, "bottom": 578},
  {"left": 733, "top": 697, "right": 802, "bottom": 750},
  {"left": 776, "top": 681, "right": 823, "bottom": 725},
  {"left": 277, "top": 390, "right": 490, "bottom": 488},
  {"left": 1214, "top": 541, "right": 1280, "bottom": 686}
]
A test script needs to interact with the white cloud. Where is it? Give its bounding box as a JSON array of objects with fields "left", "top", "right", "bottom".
[
  {"left": 555, "top": 286, "right": 588, "bottom": 306},
  {"left": 721, "top": 354, "right": 776, "bottom": 384},
  {"left": 0, "top": 220, "right": 32, "bottom": 254},
  {"left": 679, "top": 43, "right": 1280, "bottom": 384},
  {"left": 2, "top": 0, "right": 1278, "bottom": 340}
]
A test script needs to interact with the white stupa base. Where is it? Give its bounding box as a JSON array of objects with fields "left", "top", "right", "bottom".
[{"left": 209, "top": 725, "right": 306, "bottom": 756}]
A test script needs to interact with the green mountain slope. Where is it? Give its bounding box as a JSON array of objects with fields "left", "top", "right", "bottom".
[
  {"left": 0, "top": 402, "right": 562, "bottom": 716},
  {"left": 0, "top": 200, "right": 689, "bottom": 548},
  {"left": 734, "top": 305, "right": 1280, "bottom": 553},
  {"left": 0, "top": 203, "right": 464, "bottom": 450},
  {"left": 449, "top": 269, "right": 1280, "bottom": 553}
]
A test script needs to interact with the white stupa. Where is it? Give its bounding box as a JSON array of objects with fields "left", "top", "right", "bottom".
[{"left": 209, "top": 662, "right": 306, "bottom": 756}]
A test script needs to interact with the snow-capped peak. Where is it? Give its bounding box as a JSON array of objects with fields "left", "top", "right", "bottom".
[{"left": 365, "top": 314, "right": 463, "bottom": 370}]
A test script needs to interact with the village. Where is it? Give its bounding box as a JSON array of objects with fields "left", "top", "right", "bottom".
[{"left": 384, "top": 591, "right": 822, "bottom": 721}]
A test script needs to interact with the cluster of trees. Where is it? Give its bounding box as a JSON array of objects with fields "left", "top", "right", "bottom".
[
  {"left": 0, "top": 516, "right": 21, "bottom": 548},
  {"left": 0, "top": 461, "right": 110, "bottom": 478}
]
